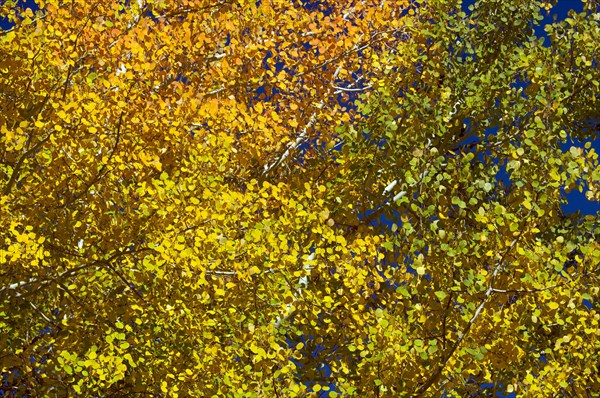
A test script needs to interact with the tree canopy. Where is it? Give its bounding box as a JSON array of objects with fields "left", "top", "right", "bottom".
[{"left": 1, "top": 0, "right": 599, "bottom": 396}]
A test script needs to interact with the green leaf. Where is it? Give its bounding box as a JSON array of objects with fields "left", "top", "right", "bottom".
[{"left": 435, "top": 291, "right": 447, "bottom": 301}]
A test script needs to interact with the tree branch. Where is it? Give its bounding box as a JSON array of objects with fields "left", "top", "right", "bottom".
[{"left": 415, "top": 238, "right": 519, "bottom": 396}]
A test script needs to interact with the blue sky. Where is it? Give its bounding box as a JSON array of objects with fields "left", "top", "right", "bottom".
[
  {"left": 461, "top": 0, "right": 599, "bottom": 216},
  {"left": 1, "top": 1, "right": 597, "bottom": 397},
  {"left": 2, "top": 0, "right": 596, "bottom": 215},
  {"left": 544, "top": 0, "right": 600, "bottom": 215},
  {"left": 539, "top": 0, "right": 600, "bottom": 216}
]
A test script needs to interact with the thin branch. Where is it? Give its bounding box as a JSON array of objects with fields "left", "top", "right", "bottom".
[
  {"left": 332, "top": 84, "right": 373, "bottom": 92},
  {"left": 104, "top": 260, "right": 148, "bottom": 304},
  {"left": 206, "top": 86, "right": 225, "bottom": 95},
  {"left": 490, "top": 282, "right": 567, "bottom": 294},
  {"left": 415, "top": 238, "right": 520, "bottom": 396},
  {"left": 3, "top": 135, "right": 51, "bottom": 195},
  {"left": 61, "top": 111, "right": 124, "bottom": 208},
  {"left": 27, "top": 301, "right": 55, "bottom": 326},
  {"left": 0, "top": 246, "right": 154, "bottom": 299},
  {"left": 263, "top": 62, "right": 346, "bottom": 176}
]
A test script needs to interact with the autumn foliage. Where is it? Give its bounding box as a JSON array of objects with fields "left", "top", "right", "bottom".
[{"left": 1, "top": 0, "right": 599, "bottom": 396}]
